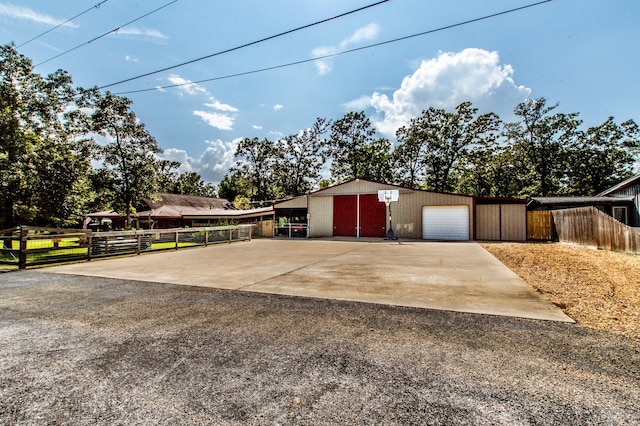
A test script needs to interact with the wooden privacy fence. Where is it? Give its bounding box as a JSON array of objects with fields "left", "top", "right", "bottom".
[
  {"left": 552, "top": 207, "right": 640, "bottom": 255},
  {"left": 0, "top": 225, "right": 253, "bottom": 269},
  {"left": 527, "top": 211, "right": 555, "bottom": 241}
]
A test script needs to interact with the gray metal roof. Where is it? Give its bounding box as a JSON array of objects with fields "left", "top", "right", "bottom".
[
  {"left": 528, "top": 196, "right": 634, "bottom": 206},
  {"left": 596, "top": 174, "right": 640, "bottom": 196}
]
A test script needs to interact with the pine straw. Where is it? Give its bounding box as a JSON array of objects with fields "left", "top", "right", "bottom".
[{"left": 481, "top": 242, "right": 640, "bottom": 341}]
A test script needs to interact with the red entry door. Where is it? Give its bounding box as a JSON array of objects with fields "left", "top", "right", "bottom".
[
  {"left": 333, "top": 195, "right": 357, "bottom": 237},
  {"left": 359, "top": 194, "right": 386, "bottom": 237},
  {"left": 333, "top": 194, "right": 387, "bottom": 238}
]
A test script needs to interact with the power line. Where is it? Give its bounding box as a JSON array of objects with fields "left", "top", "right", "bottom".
[
  {"left": 18, "top": 1, "right": 111, "bottom": 48},
  {"left": 99, "top": 0, "right": 391, "bottom": 89},
  {"left": 33, "top": 0, "right": 178, "bottom": 68},
  {"left": 114, "top": 0, "right": 553, "bottom": 96}
]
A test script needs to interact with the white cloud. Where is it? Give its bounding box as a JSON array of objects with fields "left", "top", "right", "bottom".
[
  {"left": 273, "top": 104, "right": 284, "bottom": 111},
  {"left": 339, "top": 23, "right": 380, "bottom": 49},
  {"left": 252, "top": 125, "right": 263, "bottom": 130},
  {"left": 312, "top": 22, "right": 380, "bottom": 75},
  {"left": 343, "top": 95, "right": 372, "bottom": 111},
  {"left": 204, "top": 97, "right": 238, "bottom": 112},
  {"left": 114, "top": 26, "right": 168, "bottom": 40},
  {"left": 167, "top": 74, "right": 209, "bottom": 96},
  {"left": 125, "top": 55, "right": 138, "bottom": 62},
  {"left": 363, "top": 48, "right": 531, "bottom": 137},
  {"left": 160, "top": 138, "right": 241, "bottom": 184},
  {"left": 0, "top": 3, "right": 78, "bottom": 27},
  {"left": 193, "top": 110, "right": 235, "bottom": 131}
]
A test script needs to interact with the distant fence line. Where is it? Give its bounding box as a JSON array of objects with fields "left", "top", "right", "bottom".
[
  {"left": 0, "top": 225, "right": 253, "bottom": 269},
  {"left": 552, "top": 207, "right": 640, "bottom": 255}
]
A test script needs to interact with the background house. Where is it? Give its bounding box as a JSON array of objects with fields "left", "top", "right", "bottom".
[
  {"left": 87, "top": 193, "right": 274, "bottom": 231},
  {"left": 596, "top": 173, "right": 640, "bottom": 226},
  {"left": 527, "top": 173, "right": 640, "bottom": 227}
]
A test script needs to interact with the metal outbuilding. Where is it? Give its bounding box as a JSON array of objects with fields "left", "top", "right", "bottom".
[{"left": 273, "top": 179, "right": 527, "bottom": 241}]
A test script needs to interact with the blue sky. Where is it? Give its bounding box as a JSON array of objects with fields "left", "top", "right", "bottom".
[{"left": 2, "top": 0, "right": 639, "bottom": 184}]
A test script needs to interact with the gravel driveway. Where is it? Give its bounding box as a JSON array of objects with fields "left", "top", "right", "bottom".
[{"left": 1, "top": 271, "right": 639, "bottom": 424}]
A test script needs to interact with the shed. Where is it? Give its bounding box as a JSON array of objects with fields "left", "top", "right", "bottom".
[{"left": 274, "top": 179, "right": 526, "bottom": 241}]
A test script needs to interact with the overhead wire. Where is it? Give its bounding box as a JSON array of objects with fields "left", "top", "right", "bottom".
[
  {"left": 99, "top": 0, "right": 391, "bottom": 89},
  {"left": 32, "top": 0, "right": 178, "bottom": 69},
  {"left": 114, "top": 0, "right": 553, "bottom": 96},
  {"left": 17, "top": 0, "right": 110, "bottom": 48}
]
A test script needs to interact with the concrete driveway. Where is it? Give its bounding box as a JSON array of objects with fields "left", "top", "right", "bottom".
[{"left": 46, "top": 239, "right": 571, "bottom": 322}]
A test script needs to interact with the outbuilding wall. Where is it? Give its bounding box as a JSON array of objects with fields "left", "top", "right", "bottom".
[
  {"left": 395, "top": 191, "right": 473, "bottom": 239},
  {"left": 275, "top": 179, "right": 527, "bottom": 241},
  {"left": 306, "top": 180, "right": 474, "bottom": 240},
  {"left": 308, "top": 196, "right": 334, "bottom": 237},
  {"left": 475, "top": 203, "right": 526, "bottom": 241}
]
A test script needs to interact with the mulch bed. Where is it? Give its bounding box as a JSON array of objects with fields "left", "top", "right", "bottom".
[{"left": 482, "top": 242, "right": 640, "bottom": 341}]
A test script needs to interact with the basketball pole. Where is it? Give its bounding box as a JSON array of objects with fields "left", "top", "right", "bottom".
[{"left": 385, "top": 197, "right": 396, "bottom": 240}]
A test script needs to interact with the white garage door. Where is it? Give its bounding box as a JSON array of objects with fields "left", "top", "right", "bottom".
[{"left": 422, "top": 206, "right": 469, "bottom": 240}]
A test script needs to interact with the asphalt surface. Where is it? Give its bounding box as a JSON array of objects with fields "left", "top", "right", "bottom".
[{"left": 1, "top": 271, "right": 639, "bottom": 425}]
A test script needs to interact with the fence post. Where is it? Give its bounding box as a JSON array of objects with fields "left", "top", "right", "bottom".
[
  {"left": 248, "top": 225, "right": 252, "bottom": 241},
  {"left": 229, "top": 227, "right": 232, "bottom": 243},
  {"left": 18, "top": 226, "right": 28, "bottom": 270},
  {"left": 136, "top": 234, "right": 141, "bottom": 255},
  {"left": 87, "top": 235, "right": 93, "bottom": 261},
  {"left": 205, "top": 230, "right": 209, "bottom": 246},
  {"left": 175, "top": 231, "right": 179, "bottom": 250}
]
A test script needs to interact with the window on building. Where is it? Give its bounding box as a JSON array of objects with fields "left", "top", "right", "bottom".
[{"left": 613, "top": 206, "right": 628, "bottom": 224}]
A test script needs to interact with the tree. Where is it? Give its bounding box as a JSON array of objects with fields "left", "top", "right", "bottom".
[
  {"left": 274, "top": 117, "right": 330, "bottom": 197},
  {"left": 328, "top": 111, "right": 376, "bottom": 181},
  {"left": 172, "top": 171, "right": 217, "bottom": 197},
  {"left": 357, "top": 137, "right": 394, "bottom": 182},
  {"left": 0, "top": 44, "right": 93, "bottom": 227},
  {"left": 564, "top": 117, "right": 640, "bottom": 195},
  {"left": 407, "top": 102, "right": 500, "bottom": 192},
  {"left": 231, "top": 137, "right": 278, "bottom": 205},
  {"left": 77, "top": 88, "right": 163, "bottom": 226},
  {"left": 394, "top": 123, "right": 426, "bottom": 188},
  {"left": 504, "top": 98, "right": 581, "bottom": 197}
]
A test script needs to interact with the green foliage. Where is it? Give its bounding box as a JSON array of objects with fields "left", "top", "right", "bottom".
[
  {"left": 563, "top": 117, "right": 640, "bottom": 195},
  {"left": 273, "top": 117, "right": 330, "bottom": 197},
  {"left": 0, "top": 44, "right": 92, "bottom": 227},
  {"left": 232, "top": 137, "right": 277, "bottom": 204},
  {"left": 233, "top": 195, "right": 251, "bottom": 210},
  {"left": 327, "top": 111, "right": 377, "bottom": 181},
  {"left": 76, "top": 88, "right": 163, "bottom": 222},
  {"left": 503, "top": 98, "right": 582, "bottom": 196}
]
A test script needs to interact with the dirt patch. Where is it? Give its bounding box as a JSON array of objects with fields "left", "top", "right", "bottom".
[{"left": 482, "top": 242, "right": 640, "bottom": 340}]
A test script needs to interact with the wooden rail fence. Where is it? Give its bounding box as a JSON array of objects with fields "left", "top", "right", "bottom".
[
  {"left": 552, "top": 207, "right": 640, "bottom": 255},
  {"left": 0, "top": 225, "right": 253, "bottom": 269}
]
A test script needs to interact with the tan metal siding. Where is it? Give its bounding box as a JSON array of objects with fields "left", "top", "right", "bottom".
[
  {"left": 393, "top": 192, "right": 474, "bottom": 239},
  {"left": 274, "top": 196, "right": 307, "bottom": 209},
  {"left": 308, "top": 196, "right": 333, "bottom": 237},
  {"left": 306, "top": 179, "right": 475, "bottom": 240},
  {"left": 315, "top": 179, "right": 401, "bottom": 196},
  {"left": 501, "top": 204, "right": 527, "bottom": 241},
  {"left": 476, "top": 204, "right": 500, "bottom": 240}
]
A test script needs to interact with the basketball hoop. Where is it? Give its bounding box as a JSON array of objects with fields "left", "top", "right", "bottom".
[{"left": 378, "top": 190, "right": 399, "bottom": 240}]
